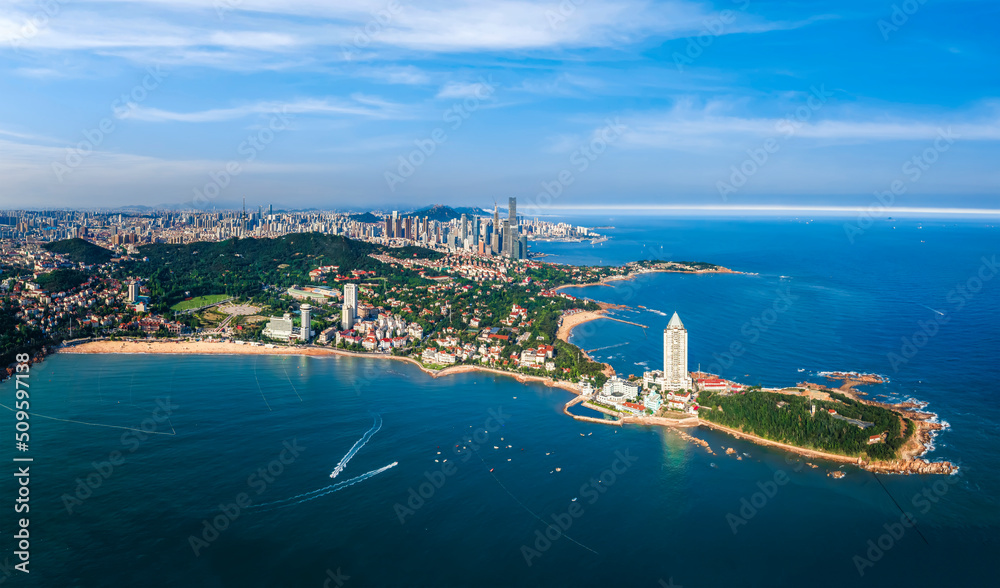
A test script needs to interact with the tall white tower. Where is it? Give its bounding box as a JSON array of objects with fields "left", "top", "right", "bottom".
[
  {"left": 300, "top": 304, "right": 312, "bottom": 341},
  {"left": 663, "top": 312, "right": 692, "bottom": 390}
]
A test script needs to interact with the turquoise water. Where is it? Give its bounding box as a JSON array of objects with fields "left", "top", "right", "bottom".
[{"left": 2, "top": 217, "right": 998, "bottom": 586}]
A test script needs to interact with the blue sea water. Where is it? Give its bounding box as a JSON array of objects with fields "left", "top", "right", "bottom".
[{"left": 2, "top": 217, "right": 998, "bottom": 587}]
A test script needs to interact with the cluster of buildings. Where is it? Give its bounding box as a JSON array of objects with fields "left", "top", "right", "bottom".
[
  {"left": 585, "top": 312, "right": 701, "bottom": 416},
  {"left": 0, "top": 198, "right": 603, "bottom": 266},
  {"left": 584, "top": 311, "right": 755, "bottom": 416},
  {"left": 383, "top": 198, "right": 528, "bottom": 259}
]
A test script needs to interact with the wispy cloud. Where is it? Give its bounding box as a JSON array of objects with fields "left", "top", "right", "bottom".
[
  {"left": 0, "top": 0, "right": 821, "bottom": 68},
  {"left": 123, "top": 96, "right": 413, "bottom": 122},
  {"left": 619, "top": 100, "right": 1000, "bottom": 148}
]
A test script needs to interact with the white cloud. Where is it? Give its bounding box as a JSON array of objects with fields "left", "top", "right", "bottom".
[
  {"left": 0, "top": 0, "right": 820, "bottom": 69},
  {"left": 122, "top": 96, "right": 413, "bottom": 123},
  {"left": 619, "top": 100, "right": 1000, "bottom": 149}
]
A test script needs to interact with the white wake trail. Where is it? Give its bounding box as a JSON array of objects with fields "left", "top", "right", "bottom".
[
  {"left": 251, "top": 462, "right": 398, "bottom": 511},
  {"left": 330, "top": 413, "right": 382, "bottom": 479}
]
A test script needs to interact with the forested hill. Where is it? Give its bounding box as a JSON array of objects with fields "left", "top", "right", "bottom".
[
  {"left": 403, "top": 205, "right": 489, "bottom": 222},
  {"left": 127, "top": 233, "right": 433, "bottom": 308},
  {"left": 44, "top": 238, "right": 114, "bottom": 265}
]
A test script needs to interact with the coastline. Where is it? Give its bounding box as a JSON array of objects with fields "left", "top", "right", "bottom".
[
  {"left": 60, "top": 339, "right": 955, "bottom": 475},
  {"left": 553, "top": 265, "right": 749, "bottom": 293},
  {"left": 59, "top": 339, "right": 585, "bottom": 395}
]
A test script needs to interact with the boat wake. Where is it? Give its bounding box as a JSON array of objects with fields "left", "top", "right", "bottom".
[
  {"left": 331, "top": 413, "right": 382, "bottom": 479},
  {"left": 250, "top": 413, "right": 394, "bottom": 512},
  {"left": 250, "top": 462, "right": 398, "bottom": 511}
]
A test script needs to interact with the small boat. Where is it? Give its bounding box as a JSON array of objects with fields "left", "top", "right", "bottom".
[
  {"left": 489, "top": 468, "right": 494, "bottom": 472},
  {"left": 571, "top": 498, "right": 578, "bottom": 502}
]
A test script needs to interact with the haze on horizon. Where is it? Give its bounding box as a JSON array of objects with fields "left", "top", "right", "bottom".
[{"left": 1, "top": 0, "right": 998, "bottom": 212}]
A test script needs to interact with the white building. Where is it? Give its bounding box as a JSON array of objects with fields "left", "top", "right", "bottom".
[
  {"left": 343, "top": 283, "right": 357, "bottom": 310},
  {"left": 127, "top": 281, "right": 140, "bottom": 302},
  {"left": 341, "top": 305, "right": 355, "bottom": 330},
  {"left": 263, "top": 313, "right": 294, "bottom": 340},
  {"left": 643, "top": 393, "right": 662, "bottom": 412},
  {"left": 299, "top": 304, "right": 312, "bottom": 342},
  {"left": 596, "top": 377, "right": 640, "bottom": 405},
  {"left": 663, "top": 312, "right": 692, "bottom": 390}
]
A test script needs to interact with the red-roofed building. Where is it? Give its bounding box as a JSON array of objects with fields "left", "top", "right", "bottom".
[{"left": 621, "top": 402, "right": 646, "bottom": 414}]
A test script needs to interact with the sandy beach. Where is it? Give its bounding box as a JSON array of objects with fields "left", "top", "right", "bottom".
[
  {"left": 555, "top": 310, "right": 607, "bottom": 343},
  {"left": 60, "top": 340, "right": 583, "bottom": 394}
]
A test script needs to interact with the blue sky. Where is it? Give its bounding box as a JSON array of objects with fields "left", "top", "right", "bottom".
[{"left": 1, "top": 0, "right": 998, "bottom": 212}]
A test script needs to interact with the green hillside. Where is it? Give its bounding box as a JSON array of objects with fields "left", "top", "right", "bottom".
[{"left": 44, "top": 238, "right": 114, "bottom": 265}]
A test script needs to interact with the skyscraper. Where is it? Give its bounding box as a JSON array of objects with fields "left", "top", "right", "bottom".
[
  {"left": 663, "top": 312, "right": 692, "bottom": 390},
  {"left": 504, "top": 197, "right": 520, "bottom": 258},
  {"left": 344, "top": 283, "right": 357, "bottom": 310},
  {"left": 300, "top": 304, "right": 312, "bottom": 342}
]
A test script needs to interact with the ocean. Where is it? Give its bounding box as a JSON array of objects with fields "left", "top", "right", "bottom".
[{"left": 2, "top": 216, "right": 998, "bottom": 587}]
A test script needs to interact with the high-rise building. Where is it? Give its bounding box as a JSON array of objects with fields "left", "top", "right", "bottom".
[
  {"left": 504, "top": 197, "right": 521, "bottom": 259},
  {"left": 341, "top": 305, "right": 355, "bottom": 330},
  {"left": 127, "top": 281, "right": 140, "bottom": 302},
  {"left": 460, "top": 213, "right": 468, "bottom": 243},
  {"left": 300, "top": 304, "right": 312, "bottom": 342},
  {"left": 663, "top": 312, "right": 692, "bottom": 390},
  {"left": 344, "top": 283, "right": 357, "bottom": 310}
]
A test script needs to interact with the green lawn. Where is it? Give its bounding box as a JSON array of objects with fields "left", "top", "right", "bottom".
[{"left": 170, "top": 294, "right": 230, "bottom": 311}]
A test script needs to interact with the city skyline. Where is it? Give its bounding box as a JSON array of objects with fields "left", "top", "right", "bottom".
[{"left": 2, "top": 1, "right": 998, "bottom": 210}]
